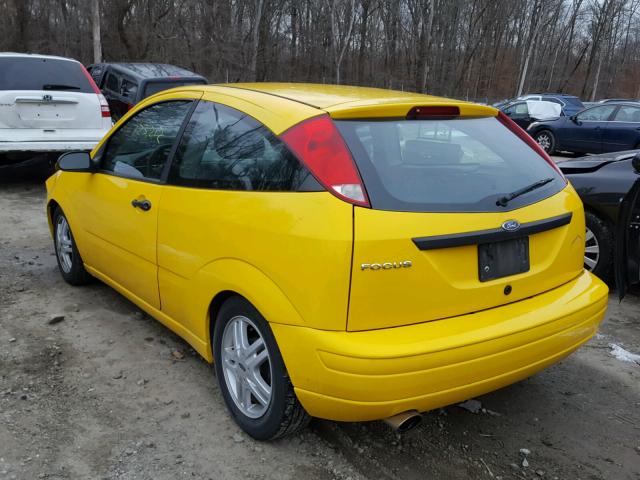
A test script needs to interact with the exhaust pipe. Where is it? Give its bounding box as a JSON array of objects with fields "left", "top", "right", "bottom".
[{"left": 383, "top": 410, "right": 422, "bottom": 433}]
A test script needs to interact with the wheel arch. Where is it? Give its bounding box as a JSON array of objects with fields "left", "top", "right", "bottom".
[
  {"left": 46, "top": 199, "right": 61, "bottom": 236},
  {"left": 206, "top": 290, "right": 239, "bottom": 359},
  {"left": 194, "top": 258, "right": 306, "bottom": 362}
]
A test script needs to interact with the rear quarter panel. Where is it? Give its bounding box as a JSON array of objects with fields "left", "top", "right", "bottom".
[{"left": 156, "top": 189, "right": 354, "bottom": 355}]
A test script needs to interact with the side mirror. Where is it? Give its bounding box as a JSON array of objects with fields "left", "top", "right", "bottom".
[
  {"left": 632, "top": 152, "right": 640, "bottom": 173},
  {"left": 57, "top": 151, "right": 94, "bottom": 172}
]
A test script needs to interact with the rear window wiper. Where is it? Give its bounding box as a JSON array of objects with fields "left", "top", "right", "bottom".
[
  {"left": 496, "top": 177, "right": 554, "bottom": 207},
  {"left": 42, "top": 84, "right": 81, "bottom": 91}
]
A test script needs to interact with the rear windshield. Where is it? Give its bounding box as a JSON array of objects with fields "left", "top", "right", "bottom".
[
  {"left": 143, "top": 80, "right": 206, "bottom": 98},
  {"left": 336, "top": 117, "right": 564, "bottom": 213},
  {"left": 0, "top": 57, "right": 94, "bottom": 93}
]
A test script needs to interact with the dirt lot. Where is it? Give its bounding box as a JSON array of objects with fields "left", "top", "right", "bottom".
[{"left": 1, "top": 167, "right": 639, "bottom": 480}]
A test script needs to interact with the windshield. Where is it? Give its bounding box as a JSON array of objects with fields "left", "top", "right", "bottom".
[
  {"left": 563, "top": 97, "right": 584, "bottom": 108},
  {"left": 336, "top": 117, "right": 564, "bottom": 212},
  {"left": 0, "top": 57, "right": 94, "bottom": 93}
]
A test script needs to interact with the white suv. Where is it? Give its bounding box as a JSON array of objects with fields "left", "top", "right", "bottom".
[{"left": 0, "top": 53, "right": 111, "bottom": 166}]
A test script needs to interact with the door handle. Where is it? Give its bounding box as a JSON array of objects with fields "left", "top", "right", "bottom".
[{"left": 131, "top": 199, "right": 152, "bottom": 211}]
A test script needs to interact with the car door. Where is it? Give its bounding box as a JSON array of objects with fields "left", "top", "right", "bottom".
[
  {"left": 70, "top": 97, "right": 196, "bottom": 309},
  {"left": 503, "top": 102, "right": 531, "bottom": 129},
  {"left": 616, "top": 167, "right": 640, "bottom": 300},
  {"left": 603, "top": 105, "right": 640, "bottom": 152},
  {"left": 563, "top": 105, "right": 617, "bottom": 153}
]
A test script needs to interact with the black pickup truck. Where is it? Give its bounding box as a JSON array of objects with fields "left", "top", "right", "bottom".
[{"left": 86, "top": 62, "right": 207, "bottom": 121}]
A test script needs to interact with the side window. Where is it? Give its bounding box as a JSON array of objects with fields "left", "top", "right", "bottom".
[
  {"left": 105, "top": 73, "right": 119, "bottom": 93},
  {"left": 121, "top": 79, "right": 138, "bottom": 100},
  {"left": 168, "top": 101, "right": 313, "bottom": 191},
  {"left": 102, "top": 101, "right": 192, "bottom": 180},
  {"left": 614, "top": 106, "right": 640, "bottom": 122},
  {"left": 513, "top": 103, "right": 529, "bottom": 115},
  {"left": 577, "top": 105, "right": 616, "bottom": 122}
]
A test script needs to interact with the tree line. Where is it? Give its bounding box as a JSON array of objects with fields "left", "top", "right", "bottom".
[{"left": 2, "top": 0, "right": 639, "bottom": 102}]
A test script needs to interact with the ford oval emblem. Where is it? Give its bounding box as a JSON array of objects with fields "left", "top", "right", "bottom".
[{"left": 502, "top": 220, "right": 521, "bottom": 232}]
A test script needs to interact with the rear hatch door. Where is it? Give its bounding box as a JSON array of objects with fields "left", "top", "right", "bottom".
[
  {"left": 336, "top": 113, "right": 584, "bottom": 331},
  {"left": 0, "top": 56, "right": 103, "bottom": 141}
]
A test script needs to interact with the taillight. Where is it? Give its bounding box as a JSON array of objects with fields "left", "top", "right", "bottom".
[
  {"left": 281, "top": 115, "right": 370, "bottom": 207},
  {"left": 98, "top": 94, "right": 111, "bottom": 118},
  {"left": 78, "top": 63, "right": 111, "bottom": 119},
  {"left": 496, "top": 111, "right": 565, "bottom": 179}
]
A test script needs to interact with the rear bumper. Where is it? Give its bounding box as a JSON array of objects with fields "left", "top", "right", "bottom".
[
  {"left": 0, "top": 141, "right": 100, "bottom": 153},
  {"left": 271, "top": 270, "right": 608, "bottom": 421}
]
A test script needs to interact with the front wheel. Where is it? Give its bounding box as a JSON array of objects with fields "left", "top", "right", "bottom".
[
  {"left": 584, "top": 211, "right": 613, "bottom": 282},
  {"left": 53, "top": 207, "right": 91, "bottom": 285},
  {"left": 213, "top": 296, "right": 309, "bottom": 440},
  {"left": 534, "top": 130, "right": 556, "bottom": 155}
]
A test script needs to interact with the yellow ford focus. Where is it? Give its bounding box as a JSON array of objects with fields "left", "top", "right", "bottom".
[{"left": 46, "top": 83, "right": 609, "bottom": 439}]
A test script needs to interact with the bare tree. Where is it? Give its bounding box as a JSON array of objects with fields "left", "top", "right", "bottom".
[
  {"left": 329, "top": 0, "right": 356, "bottom": 84},
  {"left": 91, "top": 0, "right": 102, "bottom": 63}
]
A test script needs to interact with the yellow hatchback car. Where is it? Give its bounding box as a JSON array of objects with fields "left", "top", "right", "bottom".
[{"left": 46, "top": 83, "right": 609, "bottom": 439}]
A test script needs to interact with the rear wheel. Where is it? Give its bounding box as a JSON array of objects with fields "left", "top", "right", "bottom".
[
  {"left": 53, "top": 207, "right": 91, "bottom": 285},
  {"left": 534, "top": 130, "right": 556, "bottom": 154},
  {"left": 213, "top": 296, "right": 309, "bottom": 440},
  {"left": 584, "top": 211, "right": 613, "bottom": 282}
]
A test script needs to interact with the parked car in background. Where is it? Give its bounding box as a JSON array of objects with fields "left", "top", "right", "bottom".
[
  {"left": 560, "top": 150, "right": 640, "bottom": 292},
  {"left": 86, "top": 63, "right": 207, "bottom": 121},
  {"left": 47, "top": 83, "right": 608, "bottom": 440},
  {"left": 519, "top": 93, "right": 585, "bottom": 116},
  {"left": 527, "top": 102, "right": 640, "bottom": 154},
  {"left": 500, "top": 100, "right": 561, "bottom": 129},
  {"left": 598, "top": 98, "right": 640, "bottom": 104},
  {"left": 0, "top": 53, "right": 111, "bottom": 167},
  {"left": 494, "top": 93, "right": 584, "bottom": 117}
]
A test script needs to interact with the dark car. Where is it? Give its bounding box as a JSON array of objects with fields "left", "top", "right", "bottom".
[
  {"left": 528, "top": 102, "right": 640, "bottom": 155},
  {"left": 560, "top": 150, "right": 640, "bottom": 292},
  {"left": 519, "top": 93, "right": 585, "bottom": 116},
  {"left": 500, "top": 100, "right": 561, "bottom": 129},
  {"left": 86, "top": 63, "right": 207, "bottom": 120}
]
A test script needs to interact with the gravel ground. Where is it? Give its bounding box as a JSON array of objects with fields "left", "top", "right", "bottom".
[{"left": 1, "top": 166, "right": 639, "bottom": 480}]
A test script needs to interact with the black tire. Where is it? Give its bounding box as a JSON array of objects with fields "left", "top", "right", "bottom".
[
  {"left": 584, "top": 211, "right": 614, "bottom": 283},
  {"left": 534, "top": 129, "right": 556, "bottom": 155},
  {"left": 52, "top": 207, "right": 92, "bottom": 286},
  {"left": 213, "top": 296, "right": 310, "bottom": 440}
]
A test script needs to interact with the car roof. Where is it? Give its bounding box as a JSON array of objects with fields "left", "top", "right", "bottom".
[
  {"left": 101, "top": 62, "right": 204, "bottom": 79},
  {"left": 526, "top": 93, "right": 580, "bottom": 98},
  {"left": 213, "top": 82, "right": 497, "bottom": 115},
  {"left": 129, "top": 82, "right": 497, "bottom": 137},
  {"left": 0, "top": 52, "right": 78, "bottom": 63}
]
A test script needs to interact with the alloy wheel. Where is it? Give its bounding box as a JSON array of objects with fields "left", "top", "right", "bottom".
[
  {"left": 536, "top": 132, "right": 552, "bottom": 152},
  {"left": 221, "top": 315, "right": 272, "bottom": 419},
  {"left": 584, "top": 226, "right": 600, "bottom": 271},
  {"left": 55, "top": 216, "right": 74, "bottom": 273}
]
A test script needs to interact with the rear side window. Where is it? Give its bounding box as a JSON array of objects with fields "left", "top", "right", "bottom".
[
  {"left": 336, "top": 117, "right": 564, "bottom": 213},
  {"left": 0, "top": 57, "right": 94, "bottom": 92},
  {"left": 576, "top": 105, "right": 616, "bottom": 121},
  {"left": 143, "top": 80, "right": 206, "bottom": 99},
  {"left": 121, "top": 79, "right": 138, "bottom": 100},
  {"left": 614, "top": 106, "right": 640, "bottom": 122},
  {"left": 168, "top": 101, "right": 315, "bottom": 191},
  {"left": 102, "top": 101, "right": 191, "bottom": 180},
  {"left": 105, "top": 73, "right": 119, "bottom": 92}
]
